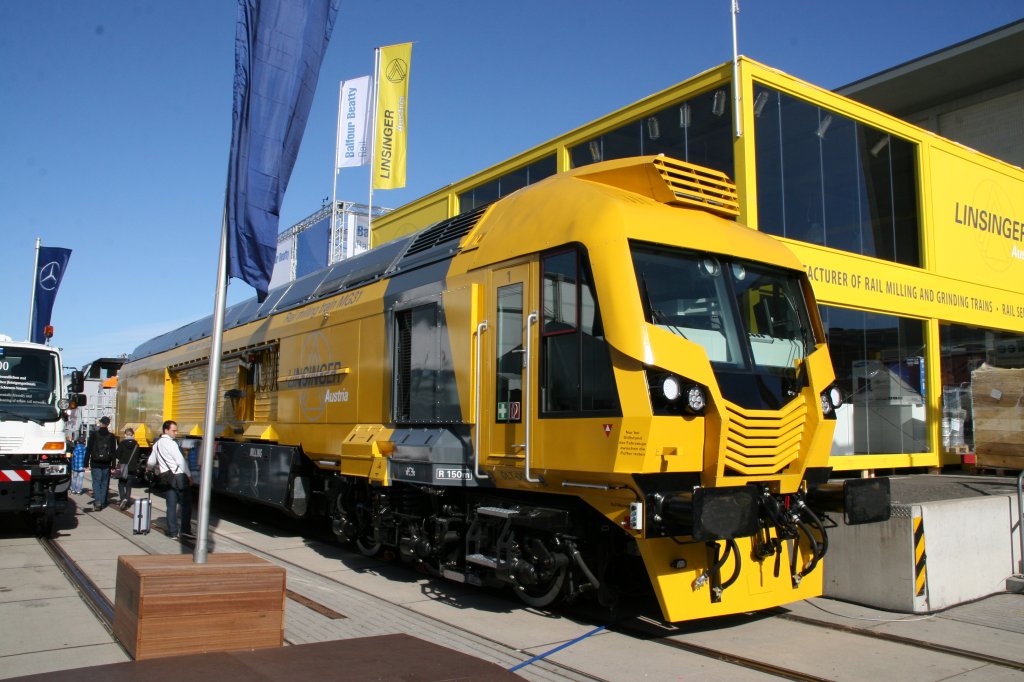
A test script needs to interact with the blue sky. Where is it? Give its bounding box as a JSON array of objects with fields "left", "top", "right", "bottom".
[{"left": 2, "top": 1, "right": 1021, "bottom": 370}]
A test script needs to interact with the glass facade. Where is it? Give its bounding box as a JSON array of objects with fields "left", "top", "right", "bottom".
[
  {"left": 569, "top": 87, "right": 734, "bottom": 177},
  {"left": 459, "top": 155, "right": 557, "bottom": 213},
  {"left": 369, "top": 57, "right": 1024, "bottom": 470},
  {"left": 939, "top": 324, "right": 1024, "bottom": 452},
  {"left": 821, "top": 306, "right": 928, "bottom": 455},
  {"left": 753, "top": 85, "right": 921, "bottom": 267}
]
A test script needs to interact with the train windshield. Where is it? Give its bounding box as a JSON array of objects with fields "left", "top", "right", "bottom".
[
  {"left": 631, "top": 245, "right": 816, "bottom": 374},
  {"left": 0, "top": 346, "right": 60, "bottom": 421}
]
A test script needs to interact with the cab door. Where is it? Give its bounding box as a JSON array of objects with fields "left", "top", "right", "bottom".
[{"left": 481, "top": 263, "right": 539, "bottom": 481}]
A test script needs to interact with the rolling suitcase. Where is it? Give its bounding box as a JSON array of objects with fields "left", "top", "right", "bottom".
[{"left": 132, "top": 495, "right": 151, "bottom": 535}]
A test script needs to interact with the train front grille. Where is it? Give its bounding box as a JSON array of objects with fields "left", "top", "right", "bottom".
[{"left": 722, "top": 397, "right": 806, "bottom": 476}]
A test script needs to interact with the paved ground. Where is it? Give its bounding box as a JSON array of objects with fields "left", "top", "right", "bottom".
[{"left": 1, "top": 477, "right": 1022, "bottom": 681}]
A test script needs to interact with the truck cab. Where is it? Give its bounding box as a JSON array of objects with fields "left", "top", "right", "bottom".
[{"left": 0, "top": 335, "right": 80, "bottom": 535}]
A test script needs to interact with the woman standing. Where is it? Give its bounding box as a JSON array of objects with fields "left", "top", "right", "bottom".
[{"left": 114, "top": 427, "right": 140, "bottom": 510}]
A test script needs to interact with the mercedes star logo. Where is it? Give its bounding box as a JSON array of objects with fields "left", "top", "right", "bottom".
[{"left": 38, "top": 261, "right": 61, "bottom": 291}]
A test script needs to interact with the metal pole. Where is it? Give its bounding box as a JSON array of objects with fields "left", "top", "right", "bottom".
[
  {"left": 193, "top": 213, "right": 230, "bottom": 564},
  {"left": 732, "top": 0, "right": 742, "bottom": 139},
  {"left": 1017, "top": 469, "right": 1023, "bottom": 574},
  {"left": 330, "top": 81, "right": 342, "bottom": 263},
  {"left": 367, "top": 48, "right": 380, "bottom": 238},
  {"left": 28, "top": 237, "right": 40, "bottom": 341}
]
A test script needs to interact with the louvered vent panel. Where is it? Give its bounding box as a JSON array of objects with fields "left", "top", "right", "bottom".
[
  {"left": 653, "top": 157, "right": 740, "bottom": 218},
  {"left": 722, "top": 397, "right": 806, "bottom": 475},
  {"left": 403, "top": 205, "right": 488, "bottom": 257},
  {"left": 393, "top": 310, "right": 412, "bottom": 422}
]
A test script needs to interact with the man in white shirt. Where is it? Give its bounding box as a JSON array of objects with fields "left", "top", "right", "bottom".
[{"left": 147, "top": 420, "right": 192, "bottom": 538}]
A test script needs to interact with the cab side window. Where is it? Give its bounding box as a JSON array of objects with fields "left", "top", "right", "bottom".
[{"left": 541, "top": 248, "right": 619, "bottom": 416}]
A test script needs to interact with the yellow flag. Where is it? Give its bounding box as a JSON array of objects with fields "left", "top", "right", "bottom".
[{"left": 372, "top": 42, "right": 411, "bottom": 190}]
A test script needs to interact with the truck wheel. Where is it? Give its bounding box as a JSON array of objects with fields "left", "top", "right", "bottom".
[{"left": 33, "top": 512, "right": 55, "bottom": 537}]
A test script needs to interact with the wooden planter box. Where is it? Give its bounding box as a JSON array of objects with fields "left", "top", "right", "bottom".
[{"left": 113, "top": 553, "right": 286, "bottom": 660}]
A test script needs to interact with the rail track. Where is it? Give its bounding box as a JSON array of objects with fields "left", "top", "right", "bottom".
[{"left": 37, "top": 499, "right": 1024, "bottom": 682}]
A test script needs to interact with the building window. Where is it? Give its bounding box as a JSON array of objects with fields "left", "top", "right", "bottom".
[
  {"left": 569, "top": 87, "right": 734, "bottom": 177},
  {"left": 939, "top": 324, "right": 1024, "bottom": 455},
  {"left": 459, "top": 155, "right": 557, "bottom": 213},
  {"left": 754, "top": 85, "right": 921, "bottom": 267},
  {"left": 822, "top": 306, "right": 928, "bottom": 455},
  {"left": 540, "top": 247, "right": 619, "bottom": 415}
]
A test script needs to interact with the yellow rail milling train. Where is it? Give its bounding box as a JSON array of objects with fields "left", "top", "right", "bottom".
[{"left": 118, "top": 156, "right": 890, "bottom": 622}]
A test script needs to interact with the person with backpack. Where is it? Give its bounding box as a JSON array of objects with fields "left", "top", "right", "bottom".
[{"left": 86, "top": 416, "right": 117, "bottom": 510}]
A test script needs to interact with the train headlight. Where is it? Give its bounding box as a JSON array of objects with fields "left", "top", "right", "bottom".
[
  {"left": 661, "top": 375, "right": 682, "bottom": 402},
  {"left": 684, "top": 385, "right": 707, "bottom": 415},
  {"left": 820, "top": 383, "right": 844, "bottom": 419},
  {"left": 647, "top": 369, "right": 708, "bottom": 416}
]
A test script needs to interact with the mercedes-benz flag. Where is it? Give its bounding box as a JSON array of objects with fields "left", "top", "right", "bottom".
[{"left": 31, "top": 246, "right": 71, "bottom": 344}]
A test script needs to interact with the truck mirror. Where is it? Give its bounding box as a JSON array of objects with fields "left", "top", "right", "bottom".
[{"left": 70, "top": 370, "right": 84, "bottom": 393}]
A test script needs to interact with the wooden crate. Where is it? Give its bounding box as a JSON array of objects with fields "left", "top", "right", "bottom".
[
  {"left": 113, "top": 553, "right": 286, "bottom": 660},
  {"left": 970, "top": 364, "right": 1024, "bottom": 471}
]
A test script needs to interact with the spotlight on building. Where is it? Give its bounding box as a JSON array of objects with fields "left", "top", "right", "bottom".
[
  {"left": 679, "top": 103, "right": 692, "bottom": 128},
  {"left": 647, "top": 116, "right": 661, "bottom": 141},
  {"left": 753, "top": 90, "right": 770, "bottom": 118},
  {"left": 817, "top": 115, "right": 833, "bottom": 139},
  {"left": 712, "top": 90, "right": 727, "bottom": 117},
  {"left": 871, "top": 135, "right": 890, "bottom": 157}
]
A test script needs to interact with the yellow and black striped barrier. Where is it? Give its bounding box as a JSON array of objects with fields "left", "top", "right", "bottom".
[{"left": 913, "top": 514, "right": 927, "bottom": 597}]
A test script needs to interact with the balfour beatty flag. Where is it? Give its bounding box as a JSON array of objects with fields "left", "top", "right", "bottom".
[
  {"left": 227, "top": 0, "right": 341, "bottom": 300},
  {"left": 336, "top": 76, "right": 371, "bottom": 169},
  {"left": 31, "top": 246, "right": 71, "bottom": 344},
  {"left": 372, "top": 42, "right": 412, "bottom": 190}
]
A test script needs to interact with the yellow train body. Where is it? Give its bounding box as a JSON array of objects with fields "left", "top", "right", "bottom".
[{"left": 118, "top": 156, "right": 888, "bottom": 622}]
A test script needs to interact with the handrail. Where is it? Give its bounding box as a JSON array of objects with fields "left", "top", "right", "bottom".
[
  {"left": 524, "top": 311, "right": 540, "bottom": 483},
  {"left": 473, "top": 321, "right": 489, "bottom": 480}
]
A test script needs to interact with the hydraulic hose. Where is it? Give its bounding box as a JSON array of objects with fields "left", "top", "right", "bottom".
[
  {"left": 795, "top": 518, "right": 821, "bottom": 578},
  {"left": 569, "top": 543, "right": 601, "bottom": 592},
  {"left": 708, "top": 539, "right": 732, "bottom": 575},
  {"left": 800, "top": 503, "right": 829, "bottom": 558},
  {"left": 720, "top": 538, "right": 742, "bottom": 591}
]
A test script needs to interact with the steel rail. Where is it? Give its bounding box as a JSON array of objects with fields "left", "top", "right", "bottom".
[
  {"left": 774, "top": 611, "right": 1024, "bottom": 673},
  {"left": 38, "top": 536, "right": 115, "bottom": 629}
]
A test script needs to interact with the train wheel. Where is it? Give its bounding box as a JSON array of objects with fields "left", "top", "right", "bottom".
[
  {"left": 355, "top": 536, "right": 381, "bottom": 556},
  {"left": 512, "top": 537, "right": 569, "bottom": 608}
]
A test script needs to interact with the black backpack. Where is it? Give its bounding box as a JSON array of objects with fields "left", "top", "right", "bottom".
[{"left": 91, "top": 432, "right": 115, "bottom": 464}]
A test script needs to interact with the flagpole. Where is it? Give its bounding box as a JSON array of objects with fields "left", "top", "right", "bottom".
[
  {"left": 331, "top": 81, "right": 343, "bottom": 262},
  {"left": 194, "top": 207, "right": 230, "bottom": 564},
  {"left": 731, "top": 0, "right": 742, "bottom": 138},
  {"left": 28, "top": 237, "right": 40, "bottom": 341},
  {"left": 367, "top": 47, "right": 380, "bottom": 238}
]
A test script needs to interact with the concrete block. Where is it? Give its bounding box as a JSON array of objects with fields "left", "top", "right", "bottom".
[{"left": 824, "top": 494, "right": 1015, "bottom": 612}]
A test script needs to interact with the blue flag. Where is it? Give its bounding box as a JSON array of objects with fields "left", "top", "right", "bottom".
[
  {"left": 31, "top": 246, "right": 72, "bottom": 344},
  {"left": 227, "top": 0, "right": 341, "bottom": 300}
]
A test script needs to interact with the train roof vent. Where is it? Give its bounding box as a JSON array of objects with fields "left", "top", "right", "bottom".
[
  {"left": 402, "top": 205, "right": 488, "bottom": 258},
  {"left": 574, "top": 155, "right": 740, "bottom": 219}
]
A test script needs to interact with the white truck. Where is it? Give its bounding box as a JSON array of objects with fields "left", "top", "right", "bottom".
[{"left": 0, "top": 335, "right": 82, "bottom": 535}]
